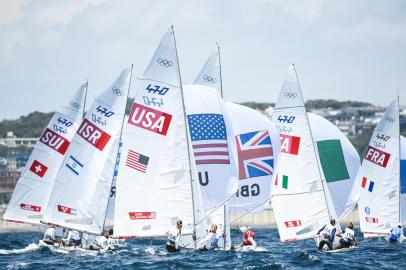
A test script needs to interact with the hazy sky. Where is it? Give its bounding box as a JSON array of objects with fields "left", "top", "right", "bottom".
[{"left": 0, "top": 0, "right": 405, "bottom": 120}]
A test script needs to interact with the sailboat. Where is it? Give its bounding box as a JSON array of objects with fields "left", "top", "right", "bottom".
[
  {"left": 113, "top": 27, "right": 205, "bottom": 250},
  {"left": 42, "top": 67, "right": 132, "bottom": 239},
  {"left": 3, "top": 82, "right": 87, "bottom": 225},
  {"left": 271, "top": 64, "right": 341, "bottom": 248},
  {"left": 357, "top": 98, "right": 405, "bottom": 240}
]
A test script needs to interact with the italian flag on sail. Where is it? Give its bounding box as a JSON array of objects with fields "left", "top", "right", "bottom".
[
  {"left": 316, "top": 139, "right": 350, "bottom": 182},
  {"left": 275, "top": 174, "right": 288, "bottom": 189}
]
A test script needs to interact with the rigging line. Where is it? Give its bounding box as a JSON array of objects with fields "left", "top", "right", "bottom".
[
  {"left": 195, "top": 193, "right": 236, "bottom": 226},
  {"left": 228, "top": 196, "right": 270, "bottom": 225}
]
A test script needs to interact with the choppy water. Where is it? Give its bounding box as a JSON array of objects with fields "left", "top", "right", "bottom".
[{"left": 1, "top": 228, "right": 405, "bottom": 269}]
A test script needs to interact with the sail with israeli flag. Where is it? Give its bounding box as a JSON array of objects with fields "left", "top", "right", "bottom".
[
  {"left": 42, "top": 68, "right": 132, "bottom": 235},
  {"left": 194, "top": 48, "right": 222, "bottom": 93},
  {"left": 271, "top": 64, "right": 336, "bottom": 242},
  {"left": 358, "top": 98, "right": 402, "bottom": 235},
  {"left": 308, "top": 113, "right": 360, "bottom": 220},
  {"left": 113, "top": 27, "right": 205, "bottom": 241},
  {"left": 224, "top": 101, "right": 280, "bottom": 213},
  {"left": 4, "top": 82, "right": 87, "bottom": 225}
]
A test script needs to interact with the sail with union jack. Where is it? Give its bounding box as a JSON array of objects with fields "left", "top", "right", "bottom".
[{"left": 236, "top": 130, "right": 274, "bottom": 179}]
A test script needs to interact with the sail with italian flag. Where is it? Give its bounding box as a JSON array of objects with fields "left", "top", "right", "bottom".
[
  {"left": 357, "top": 98, "right": 403, "bottom": 235},
  {"left": 4, "top": 82, "right": 87, "bottom": 225},
  {"left": 271, "top": 64, "right": 336, "bottom": 242},
  {"left": 113, "top": 27, "right": 205, "bottom": 241},
  {"left": 308, "top": 113, "right": 360, "bottom": 221},
  {"left": 42, "top": 68, "right": 132, "bottom": 235}
]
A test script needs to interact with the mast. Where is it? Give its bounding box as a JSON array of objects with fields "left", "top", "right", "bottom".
[
  {"left": 101, "top": 65, "right": 134, "bottom": 234},
  {"left": 82, "top": 80, "right": 88, "bottom": 119},
  {"left": 216, "top": 42, "right": 224, "bottom": 99},
  {"left": 171, "top": 25, "right": 197, "bottom": 249},
  {"left": 293, "top": 63, "right": 333, "bottom": 220},
  {"left": 398, "top": 94, "right": 401, "bottom": 224}
]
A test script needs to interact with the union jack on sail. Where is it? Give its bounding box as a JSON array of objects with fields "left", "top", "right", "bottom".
[{"left": 236, "top": 130, "right": 274, "bottom": 179}]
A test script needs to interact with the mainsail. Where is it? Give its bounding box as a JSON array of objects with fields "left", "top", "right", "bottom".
[
  {"left": 43, "top": 68, "right": 132, "bottom": 235},
  {"left": 271, "top": 64, "right": 336, "bottom": 242},
  {"left": 113, "top": 28, "right": 204, "bottom": 239},
  {"left": 193, "top": 49, "right": 222, "bottom": 94},
  {"left": 308, "top": 112, "right": 360, "bottom": 220},
  {"left": 225, "top": 101, "right": 280, "bottom": 213},
  {"left": 4, "top": 83, "right": 87, "bottom": 225},
  {"left": 358, "top": 99, "right": 401, "bottom": 234}
]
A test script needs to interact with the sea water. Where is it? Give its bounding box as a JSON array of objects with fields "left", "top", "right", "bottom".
[{"left": 1, "top": 228, "right": 405, "bottom": 269}]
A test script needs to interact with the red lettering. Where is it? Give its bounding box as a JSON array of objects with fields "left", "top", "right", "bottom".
[
  {"left": 77, "top": 119, "right": 111, "bottom": 151},
  {"left": 128, "top": 211, "right": 156, "bottom": 220},
  {"left": 40, "top": 128, "right": 70, "bottom": 155},
  {"left": 364, "top": 146, "right": 391, "bottom": 168},
  {"left": 280, "top": 134, "right": 300, "bottom": 155}
]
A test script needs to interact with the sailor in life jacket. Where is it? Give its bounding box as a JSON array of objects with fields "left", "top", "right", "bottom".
[
  {"left": 62, "top": 230, "right": 82, "bottom": 247},
  {"left": 389, "top": 223, "right": 404, "bottom": 244},
  {"left": 198, "top": 224, "right": 221, "bottom": 251},
  {"left": 43, "top": 225, "right": 57, "bottom": 245},
  {"left": 317, "top": 219, "right": 338, "bottom": 250},
  {"left": 240, "top": 226, "right": 257, "bottom": 247},
  {"left": 166, "top": 220, "right": 183, "bottom": 252},
  {"left": 337, "top": 222, "right": 357, "bottom": 248}
]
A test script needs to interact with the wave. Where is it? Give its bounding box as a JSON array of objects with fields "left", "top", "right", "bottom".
[{"left": 0, "top": 243, "right": 40, "bottom": 255}]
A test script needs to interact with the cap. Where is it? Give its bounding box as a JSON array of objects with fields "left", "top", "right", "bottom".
[{"left": 240, "top": 226, "right": 248, "bottom": 233}]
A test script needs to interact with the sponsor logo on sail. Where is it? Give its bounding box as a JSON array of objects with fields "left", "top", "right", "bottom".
[
  {"left": 29, "top": 160, "right": 48, "bottom": 178},
  {"left": 128, "top": 211, "right": 156, "bottom": 220},
  {"left": 128, "top": 103, "right": 172, "bottom": 136},
  {"left": 365, "top": 217, "right": 378, "bottom": 223},
  {"left": 365, "top": 146, "right": 391, "bottom": 168},
  {"left": 77, "top": 119, "right": 111, "bottom": 151},
  {"left": 40, "top": 128, "right": 70, "bottom": 155},
  {"left": 20, "top": 203, "right": 41, "bottom": 212},
  {"left": 284, "top": 220, "right": 302, "bottom": 228},
  {"left": 57, "top": 205, "right": 77, "bottom": 215},
  {"left": 280, "top": 134, "right": 300, "bottom": 155}
]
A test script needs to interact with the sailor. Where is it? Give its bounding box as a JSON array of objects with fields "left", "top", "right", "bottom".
[
  {"left": 337, "top": 222, "right": 357, "bottom": 248},
  {"left": 166, "top": 220, "right": 183, "bottom": 252},
  {"left": 317, "top": 219, "right": 338, "bottom": 250},
  {"left": 198, "top": 224, "right": 221, "bottom": 251},
  {"left": 63, "top": 230, "right": 82, "bottom": 247},
  {"left": 240, "top": 226, "right": 257, "bottom": 247},
  {"left": 43, "top": 225, "right": 57, "bottom": 244},
  {"left": 389, "top": 223, "right": 404, "bottom": 244}
]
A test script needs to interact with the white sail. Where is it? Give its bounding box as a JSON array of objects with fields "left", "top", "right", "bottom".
[
  {"left": 194, "top": 50, "right": 221, "bottom": 93},
  {"left": 113, "top": 28, "right": 204, "bottom": 239},
  {"left": 184, "top": 84, "right": 238, "bottom": 210},
  {"left": 400, "top": 135, "right": 406, "bottom": 223},
  {"left": 224, "top": 101, "right": 280, "bottom": 213},
  {"left": 271, "top": 64, "right": 336, "bottom": 242},
  {"left": 358, "top": 99, "right": 400, "bottom": 234},
  {"left": 4, "top": 83, "right": 87, "bottom": 225},
  {"left": 308, "top": 113, "right": 360, "bottom": 220},
  {"left": 43, "top": 68, "right": 132, "bottom": 235}
]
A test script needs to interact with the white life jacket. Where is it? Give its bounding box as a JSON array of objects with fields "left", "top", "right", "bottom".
[
  {"left": 321, "top": 223, "right": 335, "bottom": 237},
  {"left": 342, "top": 228, "right": 355, "bottom": 241}
]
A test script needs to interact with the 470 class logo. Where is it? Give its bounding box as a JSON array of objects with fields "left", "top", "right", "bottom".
[{"left": 277, "top": 115, "right": 295, "bottom": 124}]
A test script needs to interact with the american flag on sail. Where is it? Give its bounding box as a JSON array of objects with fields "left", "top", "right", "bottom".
[
  {"left": 187, "top": 113, "right": 230, "bottom": 165},
  {"left": 236, "top": 130, "right": 274, "bottom": 179}
]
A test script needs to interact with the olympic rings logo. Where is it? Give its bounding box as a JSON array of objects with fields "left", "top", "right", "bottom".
[
  {"left": 112, "top": 87, "right": 124, "bottom": 96},
  {"left": 70, "top": 101, "right": 80, "bottom": 110},
  {"left": 385, "top": 116, "right": 394, "bottom": 123},
  {"left": 284, "top": 92, "right": 297, "bottom": 98},
  {"left": 157, "top": 58, "right": 173, "bottom": 68},
  {"left": 203, "top": 75, "right": 217, "bottom": 84}
]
